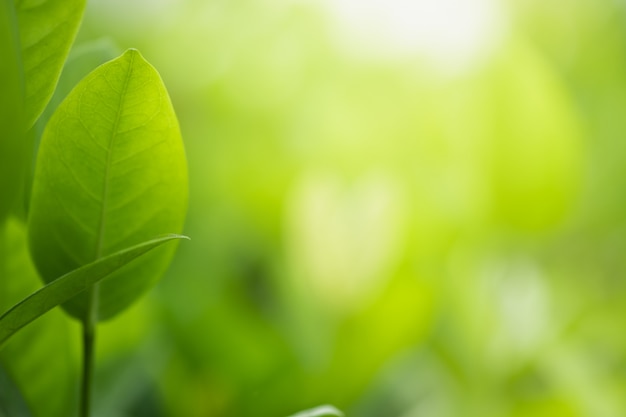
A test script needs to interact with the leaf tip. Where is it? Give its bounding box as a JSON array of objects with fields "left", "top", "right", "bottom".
[
  {"left": 123, "top": 47, "right": 141, "bottom": 55},
  {"left": 121, "top": 47, "right": 145, "bottom": 63}
]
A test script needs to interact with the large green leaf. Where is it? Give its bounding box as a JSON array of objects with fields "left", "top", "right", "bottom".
[
  {"left": 15, "top": 0, "right": 86, "bottom": 127},
  {"left": 28, "top": 49, "right": 188, "bottom": 321},
  {"left": 287, "top": 405, "right": 344, "bottom": 417},
  {"left": 0, "top": 234, "right": 188, "bottom": 348},
  {"left": 0, "top": 0, "right": 26, "bottom": 222}
]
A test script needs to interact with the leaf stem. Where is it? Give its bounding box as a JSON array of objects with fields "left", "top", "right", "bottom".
[{"left": 80, "top": 285, "right": 98, "bottom": 417}]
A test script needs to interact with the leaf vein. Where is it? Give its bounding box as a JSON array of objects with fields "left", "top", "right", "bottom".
[
  {"left": 95, "top": 52, "right": 136, "bottom": 260},
  {"left": 56, "top": 152, "right": 101, "bottom": 204}
]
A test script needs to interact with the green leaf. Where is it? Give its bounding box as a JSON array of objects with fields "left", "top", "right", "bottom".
[
  {"left": 28, "top": 48, "right": 188, "bottom": 321},
  {"left": 0, "top": 218, "right": 74, "bottom": 417},
  {"left": 287, "top": 405, "right": 344, "bottom": 417},
  {"left": 0, "top": 363, "right": 33, "bottom": 417},
  {"left": 0, "top": 0, "right": 26, "bottom": 222},
  {"left": 25, "top": 38, "right": 121, "bottom": 216},
  {"left": 33, "top": 37, "right": 121, "bottom": 141},
  {"left": 0, "top": 234, "right": 188, "bottom": 348},
  {"left": 15, "top": 0, "right": 86, "bottom": 127}
]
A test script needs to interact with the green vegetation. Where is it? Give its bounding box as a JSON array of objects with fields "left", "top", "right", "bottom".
[
  {"left": 1, "top": 0, "right": 191, "bottom": 415},
  {"left": 3, "top": 0, "right": 626, "bottom": 416}
]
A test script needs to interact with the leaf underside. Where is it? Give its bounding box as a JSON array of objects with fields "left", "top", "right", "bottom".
[
  {"left": 0, "top": 234, "right": 188, "bottom": 349},
  {"left": 27, "top": 49, "right": 188, "bottom": 321}
]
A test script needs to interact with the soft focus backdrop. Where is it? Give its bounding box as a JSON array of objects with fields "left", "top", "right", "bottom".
[{"left": 9, "top": 0, "right": 626, "bottom": 416}]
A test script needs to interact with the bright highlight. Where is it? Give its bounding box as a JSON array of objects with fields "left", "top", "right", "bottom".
[{"left": 324, "top": 0, "right": 507, "bottom": 69}]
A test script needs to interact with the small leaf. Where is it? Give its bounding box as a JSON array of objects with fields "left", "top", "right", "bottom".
[
  {"left": 28, "top": 48, "right": 188, "bottom": 321},
  {"left": 15, "top": 0, "right": 86, "bottom": 127},
  {"left": 0, "top": 234, "right": 188, "bottom": 348},
  {"left": 287, "top": 405, "right": 344, "bottom": 417},
  {"left": 0, "top": 0, "right": 26, "bottom": 222}
]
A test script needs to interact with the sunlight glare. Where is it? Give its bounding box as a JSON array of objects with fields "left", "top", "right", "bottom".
[{"left": 323, "top": 0, "right": 507, "bottom": 70}]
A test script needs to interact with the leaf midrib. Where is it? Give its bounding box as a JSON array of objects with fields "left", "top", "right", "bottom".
[{"left": 95, "top": 52, "right": 135, "bottom": 260}]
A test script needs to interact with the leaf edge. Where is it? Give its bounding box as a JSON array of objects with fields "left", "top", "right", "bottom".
[{"left": 0, "top": 233, "right": 189, "bottom": 349}]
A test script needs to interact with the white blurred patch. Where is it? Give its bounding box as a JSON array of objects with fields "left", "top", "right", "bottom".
[
  {"left": 285, "top": 171, "right": 407, "bottom": 312},
  {"left": 486, "top": 257, "right": 551, "bottom": 361},
  {"left": 321, "top": 0, "right": 508, "bottom": 71},
  {"left": 88, "top": 0, "right": 180, "bottom": 27}
]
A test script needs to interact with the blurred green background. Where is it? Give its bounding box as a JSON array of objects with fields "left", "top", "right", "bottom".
[{"left": 7, "top": 0, "right": 626, "bottom": 416}]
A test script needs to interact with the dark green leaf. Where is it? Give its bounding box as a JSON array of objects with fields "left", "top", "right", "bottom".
[
  {"left": 0, "top": 0, "right": 26, "bottom": 222},
  {"left": 0, "top": 363, "right": 33, "bottom": 417},
  {"left": 15, "top": 0, "right": 86, "bottom": 127},
  {"left": 28, "top": 48, "right": 188, "bottom": 321},
  {"left": 0, "top": 234, "right": 188, "bottom": 348}
]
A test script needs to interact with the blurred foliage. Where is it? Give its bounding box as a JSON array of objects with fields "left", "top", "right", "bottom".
[{"left": 5, "top": 0, "right": 626, "bottom": 416}]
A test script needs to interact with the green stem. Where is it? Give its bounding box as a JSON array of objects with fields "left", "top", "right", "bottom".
[{"left": 79, "top": 285, "right": 98, "bottom": 417}]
